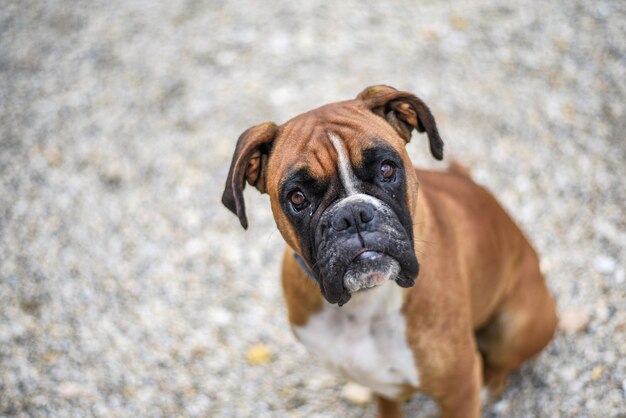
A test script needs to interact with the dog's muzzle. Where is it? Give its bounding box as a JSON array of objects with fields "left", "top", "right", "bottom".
[{"left": 312, "top": 194, "right": 419, "bottom": 306}]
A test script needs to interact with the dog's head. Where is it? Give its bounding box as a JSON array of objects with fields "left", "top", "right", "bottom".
[{"left": 222, "top": 85, "right": 443, "bottom": 305}]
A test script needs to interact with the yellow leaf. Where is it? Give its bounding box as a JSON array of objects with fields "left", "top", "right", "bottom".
[
  {"left": 246, "top": 343, "right": 272, "bottom": 365},
  {"left": 451, "top": 16, "right": 468, "bottom": 31},
  {"left": 592, "top": 366, "right": 603, "bottom": 381}
]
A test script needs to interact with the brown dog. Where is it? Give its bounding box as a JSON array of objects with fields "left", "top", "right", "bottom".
[{"left": 222, "top": 85, "right": 557, "bottom": 417}]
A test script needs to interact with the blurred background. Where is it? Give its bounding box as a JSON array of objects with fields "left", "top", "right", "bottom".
[{"left": 1, "top": 1, "right": 625, "bottom": 417}]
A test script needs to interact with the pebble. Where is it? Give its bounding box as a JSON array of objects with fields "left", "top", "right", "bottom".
[
  {"left": 57, "top": 382, "right": 90, "bottom": 399},
  {"left": 559, "top": 308, "right": 591, "bottom": 334},
  {"left": 595, "top": 301, "right": 610, "bottom": 323},
  {"left": 492, "top": 399, "right": 510, "bottom": 416},
  {"left": 559, "top": 366, "right": 578, "bottom": 382},
  {"left": 593, "top": 255, "right": 617, "bottom": 274},
  {"left": 341, "top": 382, "right": 373, "bottom": 406}
]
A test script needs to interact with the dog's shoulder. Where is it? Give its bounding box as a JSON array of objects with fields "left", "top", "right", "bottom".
[
  {"left": 414, "top": 165, "right": 530, "bottom": 260},
  {"left": 415, "top": 167, "right": 502, "bottom": 217}
]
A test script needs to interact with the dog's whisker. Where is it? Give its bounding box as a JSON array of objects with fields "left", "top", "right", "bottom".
[{"left": 264, "top": 228, "right": 279, "bottom": 246}]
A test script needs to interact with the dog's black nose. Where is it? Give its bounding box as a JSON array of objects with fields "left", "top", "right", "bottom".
[{"left": 331, "top": 201, "right": 376, "bottom": 232}]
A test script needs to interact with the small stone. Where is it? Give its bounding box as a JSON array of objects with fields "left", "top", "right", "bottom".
[
  {"left": 341, "top": 382, "right": 372, "bottom": 406},
  {"left": 492, "top": 399, "right": 510, "bottom": 415},
  {"left": 559, "top": 308, "right": 590, "bottom": 334},
  {"left": 307, "top": 377, "right": 326, "bottom": 391},
  {"left": 246, "top": 343, "right": 272, "bottom": 365},
  {"left": 559, "top": 366, "right": 577, "bottom": 382},
  {"left": 210, "top": 307, "right": 232, "bottom": 326},
  {"left": 595, "top": 301, "right": 609, "bottom": 323},
  {"left": 593, "top": 255, "right": 617, "bottom": 274},
  {"left": 58, "top": 381, "right": 89, "bottom": 398},
  {"left": 591, "top": 366, "right": 603, "bottom": 381}
]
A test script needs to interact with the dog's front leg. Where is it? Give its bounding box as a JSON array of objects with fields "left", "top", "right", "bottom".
[
  {"left": 376, "top": 396, "right": 403, "bottom": 418},
  {"left": 436, "top": 352, "right": 482, "bottom": 418}
]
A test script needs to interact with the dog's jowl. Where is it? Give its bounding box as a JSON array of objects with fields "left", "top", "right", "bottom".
[{"left": 222, "top": 85, "right": 557, "bottom": 418}]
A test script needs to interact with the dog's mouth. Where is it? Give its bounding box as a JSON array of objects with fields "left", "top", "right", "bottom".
[
  {"left": 352, "top": 248, "right": 382, "bottom": 262},
  {"left": 343, "top": 250, "right": 401, "bottom": 293},
  {"left": 311, "top": 194, "right": 420, "bottom": 306}
]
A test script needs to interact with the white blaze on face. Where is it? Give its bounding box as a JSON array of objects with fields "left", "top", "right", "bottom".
[{"left": 327, "top": 131, "right": 358, "bottom": 195}]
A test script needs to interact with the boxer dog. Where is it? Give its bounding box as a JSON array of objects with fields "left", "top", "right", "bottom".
[{"left": 221, "top": 85, "right": 557, "bottom": 418}]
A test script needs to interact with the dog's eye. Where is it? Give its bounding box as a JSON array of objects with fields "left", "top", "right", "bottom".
[
  {"left": 289, "top": 189, "right": 309, "bottom": 211},
  {"left": 380, "top": 161, "right": 396, "bottom": 182}
]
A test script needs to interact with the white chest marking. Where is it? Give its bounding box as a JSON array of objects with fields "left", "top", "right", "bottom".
[
  {"left": 327, "top": 131, "right": 358, "bottom": 195},
  {"left": 294, "top": 281, "right": 419, "bottom": 399}
]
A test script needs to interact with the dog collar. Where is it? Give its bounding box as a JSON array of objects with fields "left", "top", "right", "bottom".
[{"left": 293, "top": 252, "right": 317, "bottom": 283}]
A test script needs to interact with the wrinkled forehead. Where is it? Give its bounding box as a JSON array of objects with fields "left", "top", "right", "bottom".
[
  {"left": 270, "top": 100, "right": 403, "bottom": 182},
  {"left": 279, "top": 128, "right": 355, "bottom": 183}
]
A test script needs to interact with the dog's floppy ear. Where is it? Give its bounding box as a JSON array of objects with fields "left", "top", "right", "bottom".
[
  {"left": 222, "top": 122, "right": 278, "bottom": 229},
  {"left": 357, "top": 85, "right": 444, "bottom": 160}
]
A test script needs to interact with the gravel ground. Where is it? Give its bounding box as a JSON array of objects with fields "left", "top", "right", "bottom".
[{"left": 1, "top": 1, "right": 625, "bottom": 417}]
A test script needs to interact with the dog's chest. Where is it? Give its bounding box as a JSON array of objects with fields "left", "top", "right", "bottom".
[{"left": 294, "top": 281, "right": 419, "bottom": 399}]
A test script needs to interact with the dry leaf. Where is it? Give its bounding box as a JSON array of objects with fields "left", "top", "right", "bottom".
[
  {"left": 591, "top": 366, "right": 603, "bottom": 381},
  {"left": 246, "top": 343, "right": 271, "bottom": 365}
]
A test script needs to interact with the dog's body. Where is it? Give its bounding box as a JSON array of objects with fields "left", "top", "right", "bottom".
[{"left": 223, "top": 86, "right": 557, "bottom": 417}]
